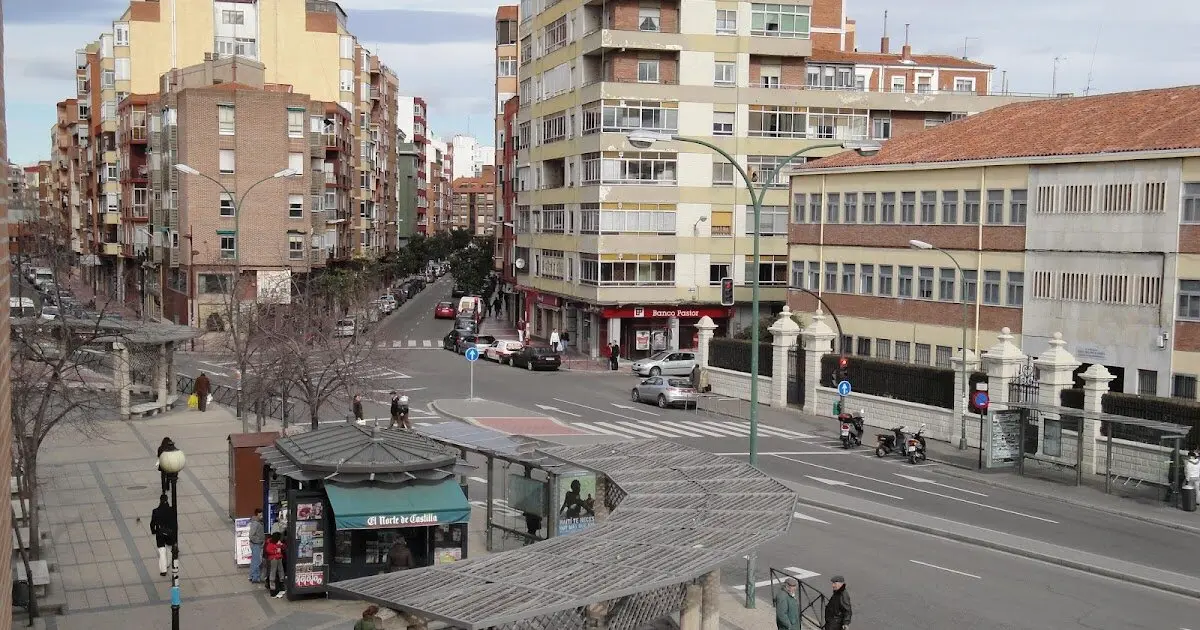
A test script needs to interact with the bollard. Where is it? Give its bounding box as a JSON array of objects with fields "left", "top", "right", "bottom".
[{"left": 1182, "top": 483, "right": 1198, "bottom": 512}]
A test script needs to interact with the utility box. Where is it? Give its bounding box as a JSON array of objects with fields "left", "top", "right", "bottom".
[{"left": 228, "top": 432, "right": 280, "bottom": 520}]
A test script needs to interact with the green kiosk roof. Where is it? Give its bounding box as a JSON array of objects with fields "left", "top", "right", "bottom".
[{"left": 326, "top": 479, "right": 471, "bottom": 530}]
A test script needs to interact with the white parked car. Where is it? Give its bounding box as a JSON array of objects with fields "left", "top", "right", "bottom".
[
  {"left": 40, "top": 306, "right": 59, "bottom": 322},
  {"left": 631, "top": 351, "right": 698, "bottom": 377},
  {"left": 332, "top": 318, "right": 358, "bottom": 338},
  {"left": 483, "top": 339, "right": 524, "bottom": 364},
  {"left": 378, "top": 295, "right": 397, "bottom": 313}
]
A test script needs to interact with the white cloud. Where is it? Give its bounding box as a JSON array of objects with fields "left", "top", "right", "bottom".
[
  {"left": 5, "top": 23, "right": 100, "bottom": 106},
  {"left": 372, "top": 41, "right": 495, "bottom": 135},
  {"left": 333, "top": 0, "right": 506, "bottom": 16}
]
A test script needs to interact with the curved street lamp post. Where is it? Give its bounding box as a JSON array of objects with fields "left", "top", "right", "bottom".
[
  {"left": 157, "top": 446, "right": 187, "bottom": 630},
  {"left": 910, "top": 239, "right": 971, "bottom": 450},
  {"left": 628, "top": 131, "right": 879, "bottom": 607}
]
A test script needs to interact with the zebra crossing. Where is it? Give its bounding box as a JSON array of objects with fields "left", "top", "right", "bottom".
[
  {"left": 373, "top": 339, "right": 442, "bottom": 349},
  {"left": 570, "top": 418, "right": 816, "bottom": 441}
]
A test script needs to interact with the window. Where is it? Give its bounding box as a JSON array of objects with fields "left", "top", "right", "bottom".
[
  {"left": 215, "top": 104, "right": 235, "bottom": 135},
  {"left": 962, "top": 270, "right": 978, "bottom": 303},
  {"left": 587, "top": 151, "right": 676, "bottom": 185},
  {"left": 938, "top": 268, "right": 956, "bottom": 301},
  {"left": 917, "top": 267, "right": 934, "bottom": 299},
  {"left": 824, "top": 262, "right": 837, "bottom": 292},
  {"left": 288, "top": 152, "right": 304, "bottom": 174},
  {"left": 579, "top": 253, "right": 675, "bottom": 286},
  {"left": 790, "top": 261, "right": 805, "bottom": 289},
  {"left": 878, "top": 265, "right": 893, "bottom": 296},
  {"left": 880, "top": 192, "right": 895, "bottom": 223},
  {"left": 890, "top": 76, "right": 906, "bottom": 92},
  {"left": 105, "top": 164, "right": 118, "bottom": 182},
  {"left": 963, "top": 190, "right": 981, "bottom": 223},
  {"left": 747, "top": 155, "right": 791, "bottom": 188},
  {"left": 861, "top": 193, "right": 876, "bottom": 223},
  {"left": 542, "top": 112, "right": 567, "bottom": 143},
  {"left": 222, "top": 9, "right": 244, "bottom": 24},
  {"left": 714, "top": 62, "right": 736, "bottom": 86},
  {"left": 745, "top": 206, "right": 789, "bottom": 235},
  {"left": 544, "top": 16, "right": 568, "bottom": 53},
  {"left": 891, "top": 341, "right": 909, "bottom": 363},
  {"left": 581, "top": 203, "right": 677, "bottom": 234},
  {"left": 288, "top": 194, "right": 303, "bottom": 218},
  {"left": 99, "top": 69, "right": 115, "bottom": 90},
  {"left": 219, "top": 233, "right": 236, "bottom": 259},
  {"left": 287, "top": 108, "right": 305, "bottom": 138},
  {"left": 198, "top": 274, "right": 232, "bottom": 294},
  {"left": 941, "top": 190, "right": 958, "bottom": 224},
  {"left": 872, "top": 116, "right": 891, "bottom": 140},
  {"left": 843, "top": 193, "right": 858, "bottom": 223},
  {"left": 114, "top": 22, "right": 129, "bottom": 46},
  {"left": 745, "top": 255, "right": 789, "bottom": 285},
  {"left": 1182, "top": 183, "right": 1200, "bottom": 223},
  {"left": 826, "top": 193, "right": 840, "bottom": 223},
  {"left": 953, "top": 77, "right": 976, "bottom": 92},
  {"left": 716, "top": 9, "right": 737, "bottom": 34},
  {"left": 638, "top": 4, "right": 661, "bottom": 32},
  {"left": 841, "top": 263, "right": 856, "bottom": 293},
  {"left": 339, "top": 35, "right": 354, "bottom": 59},
  {"left": 712, "top": 162, "right": 735, "bottom": 186},
  {"left": 219, "top": 193, "right": 234, "bottom": 217},
  {"left": 807, "top": 262, "right": 820, "bottom": 291},
  {"left": 711, "top": 263, "right": 732, "bottom": 285},
  {"left": 1137, "top": 369, "right": 1158, "bottom": 396},
  {"left": 288, "top": 233, "right": 305, "bottom": 260},
  {"left": 498, "top": 56, "right": 517, "bottom": 77},
  {"left": 1172, "top": 374, "right": 1198, "bottom": 400},
  {"left": 759, "top": 63, "right": 781, "bottom": 88},
  {"left": 876, "top": 339, "right": 892, "bottom": 360},
  {"left": 713, "top": 112, "right": 734, "bottom": 136},
  {"left": 1009, "top": 189, "right": 1028, "bottom": 224},
  {"left": 986, "top": 190, "right": 1005, "bottom": 224},
  {"left": 983, "top": 270, "right": 1002, "bottom": 305},
  {"left": 600, "top": 100, "right": 678, "bottom": 134},
  {"left": 900, "top": 191, "right": 916, "bottom": 223},
  {"left": 920, "top": 191, "right": 936, "bottom": 223},
  {"left": 935, "top": 346, "right": 953, "bottom": 368},
  {"left": 897, "top": 264, "right": 912, "bottom": 296},
  {"left": 219, "top": 149, "right": 235, "bottom": 174},
  {"left": 860, "top": 264, "right": 874, "bottom": 294},
  {"left": 1179, "top": 280, "right": 1200, "bottom": 319},
  {"left": 520, "top": 35, "right": 532, "bottom": 64},
  {"left": 749, "top": 106, "right": 806, "bottom": 138},
  {"left": 1006, "top": 271, "right": 1024, "bottom": 306},
  {"left": 637, "top": 60, "right": 660, "bottom": 83},
  {"left": 339, "top": 69, "right": 354, "bottom": 92},
  {"left": 856, "top": 337, "right": 872, "bottom": 357},
  {"left": 806, "top": 107, "right": 869, "bottom": 140},
  {"left": 914, "top": 344, "right": 932, "bottom": 366},
  {"left": 115, "top": 58, "right": 130, "bottom": 81},
  {"left": 751, "top": 3, "right": 811, "bottom": 38}
]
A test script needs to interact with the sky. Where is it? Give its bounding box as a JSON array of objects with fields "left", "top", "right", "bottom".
[{"left": 5, "top": 0, "right": 1198, "bottom": 165}]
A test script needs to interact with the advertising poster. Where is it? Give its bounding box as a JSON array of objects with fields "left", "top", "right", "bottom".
[
  {"left": 651, "top": 330, "right": 667, "bottom": 351},
  {"left": 556, "top": 473, "right": 597, "bottom": 536},
  {"left": 507, "top": 474, "right": 546, "bottom": 516},
  {"left": 635, "top": 330, "right": 650, "bottom": 350},
  {"left": 234, "top": 518, "right": 252, "bottom": 566}
]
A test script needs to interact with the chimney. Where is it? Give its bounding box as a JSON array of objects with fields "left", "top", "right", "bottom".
[
  {"left": 901, "top": 23, "right": 911, "bottom": 60},
  {"left": 880, "top": 10, "right": 889, "bottom": 53}
]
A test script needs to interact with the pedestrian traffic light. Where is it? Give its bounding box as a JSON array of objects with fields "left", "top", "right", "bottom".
[
  {"left": 836, "top": 356, "right": 850, "bottom": 383},
  {"left": 720, "top": 277, "right": 734, "bottom": 306}
]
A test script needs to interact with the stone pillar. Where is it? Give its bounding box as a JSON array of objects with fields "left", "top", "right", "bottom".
[
  {"left": 679, "top": 583, "right": 702, "bottom": 630},
  {"left": 950, "top": 349, "right": 981, "bottom": 446},
  {"left": 1080, "top": 364, "right": 1115, "bottom": 474},
  {"left": 768, "top": 306, "right": 801, "bottom": 408},
  {"left": 1034, "top": 332, "right": 1081, "bottom": 459},
  {"left": 668, "top": 316, "right": 680, "bottom": 351},
  {"left": 113, "top": 342, "right": 131, "bottom": 419},
  {"left": 700, "top": 570, "right": 719, "bottom": 630},
  {"left": 981, "top": 327, "right": 1026, "bottom": 408},
  {"left": 695, "top": 316, "right": 717, "bottom": 368},
  {"left": 590, "top": 313, "right": 601, "bottom": 359},
  {"left": 800, "top": 310, "right": 835, "bottom": 415},
  {"left": 156, "top": 343, "right": 169, "bottom": 405}
]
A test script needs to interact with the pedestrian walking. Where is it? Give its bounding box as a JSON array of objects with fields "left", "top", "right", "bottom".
[
  {"left": 352, "top": 394, "right": 365, "bottom": 425},
  {"left": 247, "top": 508, "right": 266, "bottom": 583},
  {"left": 559, "top": 331, "right": 569, "bottom": 353},
  {"left": 149, "top": 494, "right": 176, "bottom": 577},
  {"left": 194, "top": 372, "right": 211, "bottom": 412},
  {"left": 264, "top": 532, "right": 286, "bottom": 597},
  {"left": 354, "top": 606, "right": 384, "bottom": 630},
  {"left": 156, "top": 437, "right": 176, "bottom": 494},
  {"left": 823, "top": 575, "right": 852, "bottom": 630},
  {"left": 517, "top": 319, "right": 527, "bottom": 343},
  {"left": 549, "top": 328, "right": 560, "bottom": 351},
  {"left": 609, "top": 343, "right": 620, "bottom": 371},
  {"left": 774, "top": 577, "right": 800, "bottom": 630},
  {"left": 386, "top": 537, "right": 415, "bottom": 573},
  {"left": 484, "top": 301, "right": 492, "bottom": 318},
  {"left": 1185, "top": 450, "right": 1199, "bottom": 486},
  {"left": 389, "top": 391, "right": 410, "bottom": 429},
  {"left": 492, "top": 295, "right": 502, "bottom": 318}
]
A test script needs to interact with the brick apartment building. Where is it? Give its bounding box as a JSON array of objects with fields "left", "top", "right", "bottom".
[
  {"left": 498, "top": 94, "right": 520, "bottom": 315},
  {"left": 0, "top": 0, "right": 15, "bottom": 619},
  {"left": 451, "top": 166, "right": 497, "bottom": 235},
  {"left": 495, "top": 5, "right": 519, "bottom": 274},
  {"left": 787, "top": 86, "right": 1200, "bottom": 399}
]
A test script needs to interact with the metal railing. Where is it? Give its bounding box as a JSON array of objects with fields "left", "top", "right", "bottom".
[
  {"left": 769, "top": 568, "right": 826, "bottom": 629},
  {"left": 175, "top": 374, "right": 293, "bottom": 423}
]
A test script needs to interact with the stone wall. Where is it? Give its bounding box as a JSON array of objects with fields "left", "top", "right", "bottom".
[
  {"left": 813, "top": 387, "right": 980, "bottom": 447},
  {"left": 707, "top": 366, "right": 772, "bottom": 402}
]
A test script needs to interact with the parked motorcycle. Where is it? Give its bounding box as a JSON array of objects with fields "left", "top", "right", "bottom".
[
  {"left": 838, "top": 410, "right": 866, "bottom": 448},
  {"left": 875, "top": 426, "right": 906, "bottom": 457},
  {"left": 905, "top": 424, "right": 928, "bottom": 464}
]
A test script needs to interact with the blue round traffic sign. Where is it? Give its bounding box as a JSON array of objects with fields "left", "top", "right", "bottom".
[
  {"left": 973, "top": 391, "right": 989, "bottom": 410},
  {"left": 837, "top": 380, "right": 852, "bottom": 396},
  {"left": 464, "top": 347, "right": 480, "bottom": 362}
]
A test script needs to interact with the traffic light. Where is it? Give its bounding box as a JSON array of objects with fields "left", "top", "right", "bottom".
[
  {"left": 836, "top": 356, "right": 850, "bottom": 383},
  {"left": 720, "top": 277, "right": 734, "bottom": 306}
]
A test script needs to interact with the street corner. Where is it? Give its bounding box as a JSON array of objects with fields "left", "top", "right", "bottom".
[{"left": 467, "top": 415, "right": 594, "bottom": 436}]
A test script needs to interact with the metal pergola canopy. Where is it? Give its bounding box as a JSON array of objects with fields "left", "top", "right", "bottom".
[
  {"left": 258, "top": 425, "right": 471, "bottom": 483},
  {"left": 417, "top": 421, "right": 563, "bottom": 467},
  {"left": 328, "top": 439, "right": 797, "bottom": 629},
  {"left": 1002, "top": 401, "right": 1192, "bottom": 436},
  {"left": 12, "top": 316, "right": 203, "bottom": 344}
]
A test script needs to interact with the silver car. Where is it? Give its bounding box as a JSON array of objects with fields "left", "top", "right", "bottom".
[
  {"left": 631, "top": 350, "right": 698, "bottom": 377},
  {"left": 631, "top": 377, "right": 699, "bottom": 409}
]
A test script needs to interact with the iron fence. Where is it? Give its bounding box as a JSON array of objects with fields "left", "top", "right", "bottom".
[
  {"left": 787, "top": 346, "right": 805, "bottom": 407},
  {"left": 1060, "top": 388, "right": 1084, "bottom": 409},
  {"left": 1099, "top": 392, "right": 1200, "bottom": 448},
  {"left": 708, "top": 338, "right": 773, "bottom": 376},
  {"left": 175, "top": 374, "right": 293, "bottom": 423},
  {"left": 1008, "top": 358, "right": 1041, "bottom": 404},
  {"left": 819, "top": 354, "right": 957, "bottom": 409},
  {"left": 769, "top": 567, "right": 826, "bottom": 629}
]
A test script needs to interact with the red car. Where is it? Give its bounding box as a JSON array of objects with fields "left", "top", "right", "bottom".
[{"left": 434, "top": 301, "right": 457, "bottom": 319}]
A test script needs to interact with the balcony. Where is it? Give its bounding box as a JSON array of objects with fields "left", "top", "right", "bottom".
[
  {"left": 102, "top": 242, "right": 121, "bottom": 256},
  {"left": 129, "top": 125, "right": 147, "bottom": 143},
  {"left": 580, "top": 27, "right": 685, "bottom": 56},
  {"left": 741, "top": 82, "right": 1050, "bottom": 111},
  {"left": 369, "top": 86, "right": 381, "bottom": 101},
  {"left": 103, "top": 212, "right": 121, "bottom": 225}
]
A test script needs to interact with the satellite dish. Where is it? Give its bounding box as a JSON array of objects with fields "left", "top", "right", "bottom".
[{"left": 515, "top": 258, "right": 526, "bottom": 269}]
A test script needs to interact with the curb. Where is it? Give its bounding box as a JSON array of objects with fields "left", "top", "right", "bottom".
[
  {"left": 797, "top": 496, "right": 1200, "bottom": 602},
  {"left": 926, "top": 456, "right": 1200, "bottom": 536},
  {"left": 430, "top": 400, "right": 470, "bottom": 423}
]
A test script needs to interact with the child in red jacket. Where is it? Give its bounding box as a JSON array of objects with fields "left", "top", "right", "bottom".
[{"left": 264, "top": 533, "right": 286, "bottom": 598}]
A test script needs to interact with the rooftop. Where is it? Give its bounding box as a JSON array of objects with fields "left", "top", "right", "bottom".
[
  {"left": 808, "top": 48, "right": 993, "bottom": 71},
  {"left": 800, "top": 86, "right": 1200, "bottom": 170}
]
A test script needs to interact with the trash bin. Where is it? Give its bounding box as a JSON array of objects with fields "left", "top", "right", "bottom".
[{"left": 1183, "top": 483, "right": 1198, "bottom": 512}]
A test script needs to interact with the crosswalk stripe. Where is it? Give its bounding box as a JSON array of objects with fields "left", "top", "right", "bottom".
[
  {"left": 630, "top": 422, "right": 695, "bottom": 438},
  {"left": 422, "top": 340, "right": 433, "bottom": 347},
  {"left": 760, "top": 425, "right": 818, "bottom": 439},
  {"left": 392, "top": 340, "right": 402, "bottom": 347},
  {"left": 574, "top": 422, "right": 629, "bottom": 437},
  {"left": 595, "top": 421, "right": 656, "bottom": 438},
  {"left": 408, "top": 340, "right": 417, "bottom": 347},
  {"left": 696, "top": 421, "right": 752, "bottom": 437},
  {"left": 758, "top": 425, "right": 807, "bottom": 439},
  {"left": 616, "top": 422, "right": 678, "bottom": 438},
  {"left": 655, "top": 420, "right": 728, "bottom": 438}
]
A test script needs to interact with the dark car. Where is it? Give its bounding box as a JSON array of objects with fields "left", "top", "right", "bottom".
[
  {"left": 454, "top": 316, "right": 479, "bottom": 334},
  {"left": 455, "top": 334, "right": 496, "bottom": 354},
  {"left": 442, "top": 329, "right": 471, "bottom": 351},
  {"left": 511, "top": 346, "right": 561, "bottom": 371},
  {"left": 451, "top": 285, "right": 467, "bottom": 299}
]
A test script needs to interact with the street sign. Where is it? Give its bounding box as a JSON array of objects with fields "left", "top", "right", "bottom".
[
  {"left": 837, "top": 380, "right": 852, "bottom": 397},
  {"left": 464, "top": 347, "right": 480, "bottom": 362},
  {"left": 973, "top": 391, "right": 989, "bottom": 411}
]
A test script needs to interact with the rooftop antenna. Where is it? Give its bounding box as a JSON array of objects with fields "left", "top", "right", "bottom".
[
  {"left": 1052, "top": 55, "right": 1066, "bottom": 94},
  {"left": 1084, "top": 29, "right": 1101, "bottom": 96},
  {"left": 882, "top": 10, "right": 888, "bottom": 37},
  {"left": 904, "top": 23, "right": 910, "bottom": 46},
  {"left": 962, "top": 36, "right": 978, "bottom": 60}
]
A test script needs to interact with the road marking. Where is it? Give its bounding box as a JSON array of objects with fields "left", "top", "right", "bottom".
[
  {"left": 734, "top": 566, "right": 820, "bottom": 590},
  {"left": 468, "top": 499, "right": 522, "bottom": 517},
  {"left": 655, "top": 420, "right": 729, "bottom": 438},
  {"left": 415, "top": 422, "right": 433, "bottom": 426},
  {"left": 694, "top": 421, "right": 751, "bottom": 437},
  {"left": 611, "top": 402, "right": 659, "bottom": 416},
  {"left": 422, "top": 340, "right": 432, "bottom": 347},
  {"left": 792, "top": 511, "right": 829, "bottom": 525},
  {"left": 909, "top": 560, "right": 981, "bottom": 579},
  {"left": 806, "top": 475, "right": 898, "bottom": 499},
  {"left": 534, "top": 403, "right": 582, "bottom": 418},
  {"left": 894, "top": 473, "right": 988, "bottom": 497},
  {"left": 776, "top": 456, "right": 1058, "bottom": 524},
  {"left": 757, "top": 426, "right": 819, "bottom": 440},
  {"left": 552, "top": 398, "right": 641, "bottom": 422},
  {"left": 468, "top": 476, "right": 488, "bottom": 484},
  {"left": 594, "top": 421, "right": 656, "bottom": 438},
  {"left": 391, "top": 340, "right": 401, "bottom": 347},
  {"left": 573, "top": 422, "right": 630, "bottom": 438},
  {"left": 408, "top": 340, "right": 418, "bottom": 347},
  {"left": 615, "top": 422, "right": 678, "bottom": 438}
]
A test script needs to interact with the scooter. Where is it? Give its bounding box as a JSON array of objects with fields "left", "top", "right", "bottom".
[
  {"left": 838, "top": 410, "right": 865, "bottom": 448},
  {"left": 905, "top": 424, "right": 928, "bottom": 464},
  {"left": 875, "top": 426, "right": 906, "bottom": 457}
]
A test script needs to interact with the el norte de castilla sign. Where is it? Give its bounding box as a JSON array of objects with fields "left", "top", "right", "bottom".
[{"left": 365, "top": 513, "right": 440, "bottom": 528}]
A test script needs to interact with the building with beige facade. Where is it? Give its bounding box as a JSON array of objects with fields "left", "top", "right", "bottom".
[
  {"left": 787, "top": 85, "right": 1200, "bottom": 399},
  {"left": 495, "top": 6, "right": 519, "bottom": 223},
  {"left": 513, "top": 0, "right": 1045, "bottom": 359},
  {"left": 451, "top": 166, "right": 498, "bottom": 235},
  {"left": 0, "top": 0, "right": 14, "bottom": 618}
]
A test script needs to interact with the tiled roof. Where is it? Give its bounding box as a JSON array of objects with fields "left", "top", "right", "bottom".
[
  {"left": 803, "top": 86, "right": 1200, "bottom": 170},
  {"left": 496, "top": 5, "right": 518, "bottom": 20},
  {"left": 808, "top": 48, "right": 993, "bottom": 70}
]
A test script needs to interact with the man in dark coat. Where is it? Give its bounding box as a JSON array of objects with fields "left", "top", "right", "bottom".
[
  {"left": 385, "top": 538, "right": 414, "bottom": 572},
  {"left": 194, "top": 373, "right": 211, "bottom": 412},
  {"left": 824, "top": 575, "right": 852, "bottom": 630},
  {"left": 149, "top": 494, "right": 176, "bottom": 577},
  {"left": 609, "top": 343, "right": 620, "bottom": 371}
]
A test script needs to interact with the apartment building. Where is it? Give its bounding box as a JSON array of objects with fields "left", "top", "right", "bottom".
[
  {"left": 50, "top": 99, "right": 83, "bottom": 255},
  {"left": 787, "top": 86, "right": 1200, "bottom": 398},
  {"left": 63, "top": 0, "right": 402, "bottom": 310},
  {"left": 513, "top": 0, "right": 1041, "bottom": 359},
  {"left": 396, "top": 128, "right": 421, "bottom": 246},
  {"left": 498, "top": 95, "right": 521, "bottom": 313},
  {"left": 496, "top": 6, "right": 519, "bottom": 280},
  {"left": 0, "top": 1, "right": 13, "bottom": 619},
  {"left": 146, "top": 57, "right": 353, "bottom": 328},
  {"left": 450, "top": 166, "right": 498, "bottom": 235},
  {"left": 450, "top": 135, "right": 497, "bottom": 180},
  {"left": 6, "top": 164, "right": 31, "bottom": 257},
  {"left": 397, "top": 96, "right": 432, "bottom": 235},
  {"left": 427, "top": 138, "right": 454, "bottom": 233}
]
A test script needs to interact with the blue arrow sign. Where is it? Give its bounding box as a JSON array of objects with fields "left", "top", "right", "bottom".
[
  {"left": 464, "top": 347, "right": 480, "bottom": 362},
  {"left": 837, "top": 380, "right": 852, "bottom": 397},
  {"left": 973, "top": 391, "right": 989, "bottom": 409}
]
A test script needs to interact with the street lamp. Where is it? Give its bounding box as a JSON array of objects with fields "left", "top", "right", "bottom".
[
  {"left": 628, "top": 131, "right": 880, "bottom": 607},
  {"left": 910, "top": 239, "right": 971, "bottom": 450},
  {"left": 157, "top": 445, "right": 186, "bottom": 630},
  {"left": 174, "top": 164, "right": 298, "bottom": 432}
]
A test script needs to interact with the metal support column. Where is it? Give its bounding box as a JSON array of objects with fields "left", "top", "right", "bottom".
[
  {"left": 700, "top": 570, "right": 719, "bottom": 630},
  {"left": 485, "top": 455, "right": 496, "bottom": 551}
]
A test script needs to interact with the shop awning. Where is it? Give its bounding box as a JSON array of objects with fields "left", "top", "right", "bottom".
[{"left": 325, "top": 479, "right": 471, "bottom": 530}]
